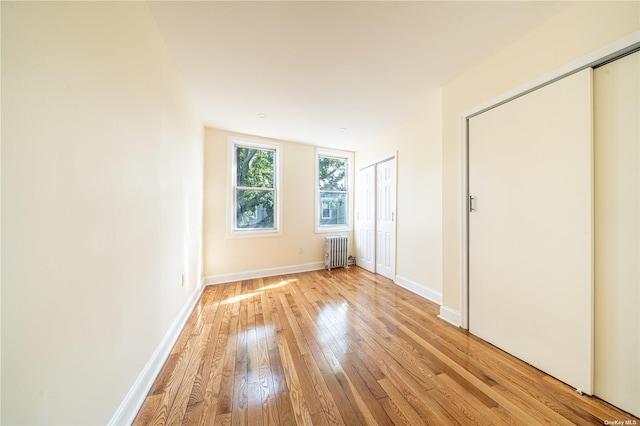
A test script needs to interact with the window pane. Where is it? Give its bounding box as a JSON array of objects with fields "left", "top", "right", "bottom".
[
  {"left": 237, "top": 190, "right": 275, "bottom": 229},
  {"left": 322, "top": 203, "right": 331, "bottom": 219},
  {"left": 319, "top": 192, "right": 346, "bottom": 225},
  {"left": 319, "top": 156, "right": 346, "bottom": 191},
  {"left": 236, "top": 147, "right": 274, "bottom": 188}
]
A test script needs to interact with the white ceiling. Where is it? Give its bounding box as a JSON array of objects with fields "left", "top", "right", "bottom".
[{"left": 149, "top": 1, "right": 568, "bottom": 151}]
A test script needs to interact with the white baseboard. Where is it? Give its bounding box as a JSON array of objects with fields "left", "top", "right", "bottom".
[
  {"left": 394, "top": 275, "right": 442, "bottom": 305},
  {"left": 203, "top": 261, "right": 325, "bottom": 285},
  {"left": 438, "top": 305, "right": 461, "bottom": 327},
  {"left": 108, "top": 280, "right": 205, "bottom": 426}
]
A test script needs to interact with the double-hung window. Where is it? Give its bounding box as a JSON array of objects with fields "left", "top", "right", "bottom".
[
  {"left": 316, "top": 148, "right": 353, "bottom": 232},
  {"left": 229, "top": 137, "right": 281, "bottom": 237}
]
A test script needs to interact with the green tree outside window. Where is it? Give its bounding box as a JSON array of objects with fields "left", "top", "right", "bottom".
[
  {"left": 235, "top": 147, "right": 276, "bottom": 229},
  {"left": 318, "top": 156, "right": 347, "bottom": 226}
]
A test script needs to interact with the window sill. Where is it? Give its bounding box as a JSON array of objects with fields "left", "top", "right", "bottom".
[
  {"left": 316, "top": 225, "right": 352, "bottom": 234},
  {"left": 229, "top": 229, "right": 282, "bottom": 239}
]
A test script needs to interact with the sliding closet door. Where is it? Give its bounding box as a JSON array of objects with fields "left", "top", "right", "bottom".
[
  {"left": 594, "top": 51, "right": 640, "bottom": 417},
  {"left": 376, "top": 158, "right": 396, "bottom": 280},
  {"left": 469, "top": 68, "right": 593, "bottom": 393},
  {"left": 356, "top": 165, "right": 376, "bottom": 273}
]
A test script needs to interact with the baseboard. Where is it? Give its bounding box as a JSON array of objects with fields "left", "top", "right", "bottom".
[
  {"left": 394, "top": 275, "right": 442, "bottom": 305},
  {"left": 108, "top": 280, "right": 205, "bottom": 426},
  {"left": 203, "top": 261, "right": 325, "bottom": 285},
  {"left": 438, "top": 305, "right": 461, "bottom": 327}
]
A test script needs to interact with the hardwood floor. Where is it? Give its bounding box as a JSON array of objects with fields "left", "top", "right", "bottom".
[{"left": 133, "top": 267, "right": 637, "bottom": 425}]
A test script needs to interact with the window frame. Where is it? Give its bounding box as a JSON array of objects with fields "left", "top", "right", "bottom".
[
  {"left": 315, "top": 148, "right": 354, "bottom": 233},
  {"left": 228, "top": 136, "right": 282, "bottom": 238}
]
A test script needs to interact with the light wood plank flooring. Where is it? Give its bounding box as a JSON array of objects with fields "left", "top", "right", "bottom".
[{"left": 133, "top": 267, "right": 637, "bottom": 425}]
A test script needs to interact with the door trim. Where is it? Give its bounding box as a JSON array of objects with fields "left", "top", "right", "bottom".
[
  {"left": 359, "top": 151, "right": 397, "bottom": 171},
  {"left": 459, "top": 31, "right": 640, "bottom": 330}
]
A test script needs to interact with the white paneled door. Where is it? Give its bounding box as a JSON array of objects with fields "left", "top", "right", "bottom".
[
  {"left": 594, "top": 51, "right": 640, "bottom": 417},
  {"left": 356, "top": 165, "right": 376, "bottom": 273},
  {"left": 469, "top": 68, "right": 594, "bottom": 394},
  {"left": 376, "top": 159, "right": 396, "bottom": 281}
]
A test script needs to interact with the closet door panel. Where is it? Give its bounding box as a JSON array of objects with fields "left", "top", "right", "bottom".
[
  {"left": 356, "top": 166, "right": 376, "bottom": 273},
  {"left": 594, "top": 51, "right": 640, "bottom": 417},
  {"left": 376, "top": 159, "right": 396, "bottom": 280},
  {"left": 469, "top": 68, "right": 593, "bottom": 393}
]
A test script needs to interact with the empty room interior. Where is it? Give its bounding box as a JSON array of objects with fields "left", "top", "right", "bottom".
[{"left": 2, "top": 1, "right": 640, "bottom": 425}]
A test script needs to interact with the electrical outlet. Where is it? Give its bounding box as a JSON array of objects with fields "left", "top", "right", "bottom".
[{"left": 299, "top": 247, "right": 304, "bottom": 254}]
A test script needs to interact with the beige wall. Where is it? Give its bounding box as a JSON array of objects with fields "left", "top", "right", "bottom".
[
  {"left": 441, "top": 1, "right": 640, "bottom": 312},
  {"left": 593, "top": 51, "right": 640, "bottom": 416},
  {"left": 356, "top": 94, "right": 443, "bottom": 296},
  {"left": 2, "top": 2, "right": 203, "bottom": 424},
  {"left": 203, "top": 128, "right": 351, "bottom": 278},
  {"left": 2, "top": 2, "right": 638, "bottom": 423}
]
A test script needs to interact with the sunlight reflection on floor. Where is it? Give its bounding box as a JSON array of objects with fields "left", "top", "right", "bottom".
[{"left": 220, "top": 278, "right": 298, "bottom": 305}]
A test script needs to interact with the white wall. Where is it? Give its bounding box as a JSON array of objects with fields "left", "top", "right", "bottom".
[
  {"left": 356, "top": 94, "right": 443, "bottom": 300},
  {"left": 1, "top": 2, "right": 203, "bottom": 424},
  {"left": 0, "top": 3, "right": 4, "bottom": 423}
]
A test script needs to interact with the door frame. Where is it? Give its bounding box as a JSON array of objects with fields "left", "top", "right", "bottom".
[
  {"left": 459, "top": 32, "right": 640, "bottom": 330},
  {"left": 355, "top": 151, "right": 397, "bottom": 277}
]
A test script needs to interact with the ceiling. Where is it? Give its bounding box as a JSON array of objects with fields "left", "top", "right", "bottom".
[{"left": 149, "top": 1, "right": 568, "bottom": 151}]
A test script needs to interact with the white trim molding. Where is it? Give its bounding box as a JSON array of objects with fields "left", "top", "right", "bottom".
[
  {"left": 358, "top": 151, "right": 398, "bottom": 171},
  {"left": 228, "top": 136, "right": 283, "bottom": 239},
  {"left": 395, "top": 276, "right": 442, "bottom": 305},
  {"left": 203, "top": 261, "right": 325, "bottom": 286},
  {"left": 315, "top": 147, "right": 354, "bottom": 234},
  {"left": 108, "top": 281, "right": 205, "bottom": 426},
  {"left": 459, "top": 31, "right": 640, "bottom": 330},
  {"left": 438, "top": 306, "right": 461, "bottom": 328}
]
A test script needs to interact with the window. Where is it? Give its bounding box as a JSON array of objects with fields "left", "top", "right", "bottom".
[
  {"left": 316, "top": 149, "right": 353, "bottom": 232},
  {"left": 321, "top": 201, "right": 332, "bottom": 220},
  {"left": 229, "top": 137, "right": 281, "bottom": 237}
]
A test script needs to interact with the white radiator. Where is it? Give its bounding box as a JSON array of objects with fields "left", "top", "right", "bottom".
[{"left": 325, "top": 236, "right": 349, "bottom": 271}]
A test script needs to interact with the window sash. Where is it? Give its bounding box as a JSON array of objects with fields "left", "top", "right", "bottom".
[
  {"left": 236, "top": 185, "right": 277, "bottom": 191},
  {"left": 230, "top": 138, "right": 281, "bottom": 237},
  {"left": 235, "top": 146, "right": 276, "bottom": 189},
  {"left": 318, "top": 155, "right": 347, "bottom": 191},
  {"left": 319, "top": 190, "right": 348, "bottom": 194},
  {"left": 316, "top": 149, "right": 352, "bottom": 231},
  {"left": 318, "top": 191, "right": 347, "bottom": 226},
  {"left": 235, "top": 188, "right": 276, "bottom": 230}
]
